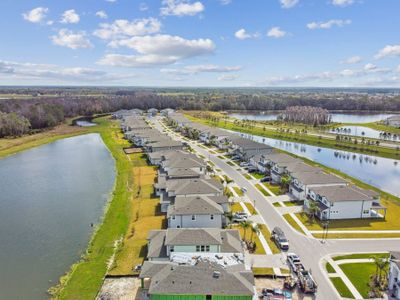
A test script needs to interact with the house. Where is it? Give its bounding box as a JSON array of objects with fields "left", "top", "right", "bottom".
[
  {"left": 139, "top": 260, "right": 255, "bottom": 300},
  {"left": 389, "top": 251, "right": 400, "bottom": 299},
  {"left": 147, "top": 108, "right": 159, "bottom": 117},
  {"left": 305, "top": 185, "right": 384, "bottom": 220},
  {"left": 264, "top": 153, "right": 302, "bottom": 183},
  {"left": 289, "top": 170, "right": 347, "bottom": 201},
  {"left": 167, "top": 195, "right": 226, "bottom": 228},
  {"left": 160, "top": 108, "right": 175, "bottom": 117},
  {"left": 230, "top": 137, "right": 273, "bottom": 161},
  {"left": 145, "top": 139, "right": 184, "bottom": 153},
  {"left": 385, "top": 115, "right": 400, "bottom": 128},
  {"left": 156, "top": 178, "right": 224, "bottom": 212},
  {"left": 146, "top": 228, "right": 243, "bottom": 261},
  {"left": 161, "top": 153, "right": 206, "bottom": 177}
]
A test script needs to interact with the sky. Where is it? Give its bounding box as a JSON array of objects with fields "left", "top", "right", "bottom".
[{"left": 1, "top": 0, "right": 400, "bottom": 87}]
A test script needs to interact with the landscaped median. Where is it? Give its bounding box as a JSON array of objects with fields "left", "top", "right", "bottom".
[{"left": 324, "top": 252, "right": 390, "bottom": 299}]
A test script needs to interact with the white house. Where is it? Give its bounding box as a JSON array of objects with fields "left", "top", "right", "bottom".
[
  {"left": 167, "top": 195, "right": 226, "bottom": 228},
  {"left": 306, "top": 185, "right": 384, "bottom": 220},
  {"left": 289, "top": 171, "right": 347, "bottom": 201},
  {"left": 385, "top": 116, "right": 400, "bottom": 128},
  {"left": 389, "top": 251, "right": 400, "bottom": 299},
  {"left": 146, "top": 228, "right": 243, "bottom": 261}
]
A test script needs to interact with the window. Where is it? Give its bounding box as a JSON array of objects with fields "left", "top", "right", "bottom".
[
  {"left": 201, "top": 245, "right": 205, "bottom": 251},
  {"left": 196, "top": 245, "right": 200, "bottom": 251},
  {"left": 363, "top": 210, "right": 370, "bottom": 214},
  {"left": 171, "top": 215, "right": 175, "bottom": 220},
  {"left": 206, "top": 245, "right": 210, "bottom": 252},
  {"left": 210, "top": 214, "right": 214, "bottom": 220},
  {"left": 191, "top": 215, "right": 196, "bottom": 221},
  {"left": 170, "top": 246, "right": 174, "bottom": 252}
]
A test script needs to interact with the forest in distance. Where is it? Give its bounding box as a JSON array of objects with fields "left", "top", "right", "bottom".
[{"left": 1, "top": 87, "right": 400, "bottom": 137}]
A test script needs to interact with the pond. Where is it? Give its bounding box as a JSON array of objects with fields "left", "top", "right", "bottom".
[
  {"left": 226, "top": 130, "right": 400, "bottom": 197},
  {"left": 0, "top": 133, "right": 115, "bottom": 300},
  {"left": 328, "top": 126, "right": 400, "bottom": 141},
  {"left": 229, "top": 112, "right": 395, "bottom": 123},
  {"left": 76, "top": 120, "right": 97, "bottom": 127}
]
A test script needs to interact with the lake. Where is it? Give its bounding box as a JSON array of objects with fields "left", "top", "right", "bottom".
[
  {"left": 76, "top": 120, "right": 97, "bottom": 127},
  {"left": 329, "top": 125, "right": 400, "bottom": 141},
  {"left": 227, "top": 130, "right": 400, "bottom": 197},
  {"left": 0, "top": 133, "right": 115, "bottom": 300},
  {"left": 229, "top": 112, "right": 395, "bottom": 123}
]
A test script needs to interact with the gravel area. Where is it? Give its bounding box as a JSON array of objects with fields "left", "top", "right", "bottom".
[{"left": 97, "top": 277, "right": 142, "bottom": 300}]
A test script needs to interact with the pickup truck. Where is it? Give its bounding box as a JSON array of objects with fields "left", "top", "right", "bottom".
[{"left": 286, "top": 253, "right": 304, "bottom": 273}]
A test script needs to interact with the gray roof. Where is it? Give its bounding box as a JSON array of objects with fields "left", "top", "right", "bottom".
[
  {"left": 285, "top": 162, "right": 321, "bottom": 174},
  {"left": 166, "top": 178, "right": 223, "bottom": 195},
  {"left": 265, "top": 153, "right": 300, "bottom": 164},
  {"left": 140, "top": 260, "right": 254, "bottom": 296},
  {"left": 165, "top": 228, "right": 222, "bottom": 246},
  {"left": 291, "top": 170, "right": 347, "bottom": 185},
  {"left": 167, "top": 195, "right": 224, "bottom": 216},
  {"left": 311, "top": 185, "right": 379, "bottom": 203},
  {"left": 166, "top": 168, "right": 202, "bottom": 178},
  {"left": 163, "top": 155, "right": 206, "bottom": 169},
  {"left": 147, "top": 230, "right": 167, "bottom": 259}
]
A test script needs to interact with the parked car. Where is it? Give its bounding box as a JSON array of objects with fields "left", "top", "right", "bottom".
[
  {"left": 261, "top": 288, "right": 292, "bottom": 300},
  {"left": 232, "top": 212, "right": 248, "bottom": 222},
  {"left": 241, "top": 187, "right": 248, "bottom": 193},
  {"left": 240, "top": 162, "right": 249, "bottom": 167},
  {"left": 260, "top": 176, "right": 271, "bottom": 182},
  {"left": 272, "top": 227, "right": 289, "bottom": 250}
]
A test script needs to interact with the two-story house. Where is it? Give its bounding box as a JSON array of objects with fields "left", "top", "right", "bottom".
[
  {"left": 306, "top": 185, "right": 384, "bottom": 220},
  {"left": 167, "top": 195, "right": 226, "bottom": 228}
]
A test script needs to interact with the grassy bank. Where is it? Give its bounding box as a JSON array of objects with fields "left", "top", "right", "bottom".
[
  {"left": 0, "top": 118, "right": 93, "bottom": 159},
  {"left": 185, "top": 113, "right": 400, "bottom": 160},
  {"left": 49, "top": 117, "right": 134, "bottom": 299}
]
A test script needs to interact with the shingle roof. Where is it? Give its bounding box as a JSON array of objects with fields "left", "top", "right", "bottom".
[
  {"left": 265, "top": 153, "right": 300, "bottom": 164},
  {"left": 165, "top": 228, "right": 222, "bottom": 246},
  {"left": 147, "top": 230, "right": 167, "bottom": 259},
  {"left": 167, "top": 196, "right": 224, "bottom": 216},
  {"left": 291, "top": 171, "right": 347, "bottom": 185},
  {"left": 163, "top": 155, "right": 206, "bottom": 169},
  {"left": 140, "top": 260, "right": 254, "bottom": 296},
  {"left": 285, "top": 162, "right": 321, "bottom": 173},
  {"left": 166, "top": 178, "right": 223, "bottom": 195},
  {"left": 311, "top": 185, "right": 379, "bottom": 203}
]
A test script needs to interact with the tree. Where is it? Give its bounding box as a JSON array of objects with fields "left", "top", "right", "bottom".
[
  {"left": 307, "top": 201, "right": 320, "bottom": 223},
  {"left": 239, "top": 220, "right": 252, "bottom": 241},
  {"left": 280, "top": 175, "right": 291, "bottom": 193},
  {"left": 224, "top": 211, "right": 233, "bottom": 228},
  {"left": 250, "top": 223, "right": 260, "bottom": 242}
]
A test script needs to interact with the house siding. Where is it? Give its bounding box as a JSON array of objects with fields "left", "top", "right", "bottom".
[{"left": 169, "top": 214, "right": 223, "bottom": 228}]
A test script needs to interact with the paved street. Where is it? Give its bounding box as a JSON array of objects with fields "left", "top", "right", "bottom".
[{"left": 153, "top": 117, "right": 400, "bottom": 300}]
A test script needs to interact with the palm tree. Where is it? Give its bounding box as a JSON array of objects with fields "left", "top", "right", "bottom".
[
  {"left": 239, "top": 220, "right": 252, "bottom": 241},
  {"left": 371, "top": 255, "right": 390, "bottom": 286},
  {"left": 224, "top": 211, "right": 233, "bottom": 228},
  {"left": 280, "top": 175, "right": 291, "bottom": 193},
  {"left": 307, "top": 201, "right": 320, "bottom": 223},
  {"left": 250, "top": 223, "right": 261, "bottom": 242}
]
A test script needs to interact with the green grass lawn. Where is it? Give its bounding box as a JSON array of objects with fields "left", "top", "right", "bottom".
[
  {"left": 50, "top": 117, "right": 136, "bottom": 299},
  {"left": 262, "top": 182, "right": 283, "bottom": 195},
  {"left": 252, "top": 267, "right": 274, "bottom": 276},
  {"left": 233, "top": 186, "right": 244, "bottom": 196},
  {"left": 244, "top": 173, "right": 253, "bottom": 180},
  {"left": 295, "top": 198, "right": 400, "bottom": 231},
  {"left": 259, "top": 224, "right": 280, "bottom": 254},
  {"left": 245, "top": 202, "right": 257, "bottom": 215},
  {"left": 230, "top": 202, "right": 243, "bottom": 214},
  {"left": 326, "top": 262, "right": 336, "bottom": 273},
  {"left": 252, "top": 172, "right": 266, "bottom": 179},
  {"left": 232, "top": 225, "right": 266, "bottom": 255},
  {"left": 227, "top": 161, "right": 236, "bottom": 166},
  {"left": 340, "top": 263, "right": 379, "bottom": 298},
  {"left": 330, "top": 277, "right": 355, "bottom": 299},
  {"left": 332, "top": 253, "right": 389, "bottom": 261},
  {"left": 283, "top": 214, "right": 305, "bottom": 234},
  {"left": 273, "top": 202, "right": 282, "bottom": 207},
  {"left": 255, "top": 183, "right": 271, "bottom": 196}
]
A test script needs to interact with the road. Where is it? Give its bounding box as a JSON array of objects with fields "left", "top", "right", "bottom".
[{"left": 152, "top": 117, "right": 400, "bottom": 299}]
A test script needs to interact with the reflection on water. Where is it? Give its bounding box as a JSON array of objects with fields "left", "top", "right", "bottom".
[
  {"left": 226, "top": 130, "right": 400, "bottom": 196},
  {"left": 229, "top": 112, "right": 395, "bottom": 123},
  {"left": 0, "top": 133, "right": 115, "bottom": 300},
  {"left": 329, "top": 125, "right": 400, "bottom": 141}
]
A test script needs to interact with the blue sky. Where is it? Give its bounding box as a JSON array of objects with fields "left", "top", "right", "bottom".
[{"left": 1, "top": 0, "right": 400, "bottom": 87}]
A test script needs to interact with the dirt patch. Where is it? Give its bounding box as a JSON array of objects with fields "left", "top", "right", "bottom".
[{"left": 97, "top": 277, "right": 142, "bottom": 300}]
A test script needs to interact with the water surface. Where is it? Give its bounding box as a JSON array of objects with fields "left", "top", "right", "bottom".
[
  {"left": 0, "top": 133, "right": 115, "bottom": 300},
  {"left": 229, "top": 112, "right": 395, "bottom": 123},
  {"left": 227, "top": 130, "right": 400, "bottom": 196},
  {"left": 329, "top": 125, "right": 400, "bottom": 141}
]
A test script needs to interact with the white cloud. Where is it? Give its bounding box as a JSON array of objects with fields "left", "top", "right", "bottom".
[
  {"left": 106, "top": 0, "right": 117, "bottom": 2},
  {"left": 331, "top": 0, "right": 354, "bottom": 6},
  {"left": 96, "top": 10, "right": 108, "bottom": 19},
  {"left": 374, "top": 45, "right": 400, "bottom": 59},
  {"left": 220, "top": 0, "right": 232, "bottom": 5},
  {"left": 139, "top": 2, "right": 149, "bottom": 11},
  {"left": 396, "top": 65, "right": 400, "bottom": 73},
  {"left": 364, "top": 63, "right": 377, "bottom": 71},
  {"left": 218, "top": 74, "right": 239, "bottom": 81},
  {"left": 93, "top": 18, "right": 161, "bottom": 40},
  {"left": 60, "top": 9, "right": 80, "bottom": 24},
  {"left": 22, "top": 7, "right": 49, "bottom": 23},
  {"left": 161, "top": 0, "right": 204, "bottom": 16},
  {"left": 267, "top": 27, "right": 286, "bottom": 38},
  {"left": 51, "top": 29, "right": 93, "bottom": 49},
  {"left": 234, "top": 28, "right": 259, "bottom": 40},
  {"left": 98, "top": 34, "right": 215, "bottom": 67},
  {"left": 161, "top": 64, "right": 242, "bottom": 75},
  {"left": 340, "top": 55, "right": 362, "bottom": 64},
  {"left": 0, "top": 60, "right": 131, "bottom": 83},
  {"left": 279, "top": 0, "right": 299, "bottom": 9},
  {"left": 307, "top": 19, "right": 351, "bottom": 30}
]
